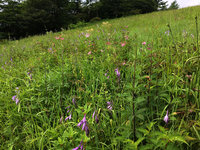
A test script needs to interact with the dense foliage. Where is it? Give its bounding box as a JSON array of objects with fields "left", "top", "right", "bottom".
[
  {"left": 0, "top": 0, "right": 172, "bottom": 39},
  {"left": 0, "top": 6, "right": 200, "bottom": 150}
]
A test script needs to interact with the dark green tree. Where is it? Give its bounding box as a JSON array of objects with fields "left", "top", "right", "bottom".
[
  {"left": 0, "top": 0, "right": 23, "bottom": 39},
  {"left": 154, "top": 0, "right": 168, "bottom": 10},
  {"left": 168, "top": 0, "right": 179, "bottom": 10}
]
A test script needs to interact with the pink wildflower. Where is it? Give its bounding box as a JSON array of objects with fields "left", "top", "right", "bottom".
[
  {"left": 121, "top": 42, "right": 126, "bottom": 47},
  {"left": 88, "top": 51, "right": 92, "bottom": 55},
  {"left": 85, "top": 33, "right": 90, "bottom": 38},
  {"left": 142, "top": 42, "right": 146, "bottom": 45}
]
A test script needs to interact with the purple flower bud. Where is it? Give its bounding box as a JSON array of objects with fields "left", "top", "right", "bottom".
[
  {"left": 15, "top": 98, "right": 19, "bottom": 105},
  {"left": 107, "top": 101, "right": 113, "bottom": 111},
  {"left": 73, "top": 140, "right": 83, "bottom": 150},
  {"left": 95, "top": 115, "right": 99, "bottom": 123},
  {"left": 84, "top": 125, "right": 89, "bottom": 136},
  {"left": 77, "top": 120, "right": 83, "bottom": 127},
  {"left": 82, "top": 122, "right": 86, "bottom": 131},
  {"left": 12, "top": 95, "right": 17, "bottom": 101},
  {"left": 92, "top": 111, "right": 95, "bottom": 118},
  {"left": 164, "top": 110, "right": 169, "bottom": 124},
  {"left": 72, "top": 98, "right": 76, "bottom": 105},
  {"left": 115, "top": 68, "right": 120, "bottom": 78},
  {"left": 60, "top": 116, "right": 63, "bottom": 123},
  {"left": 107, "top": 101, "right": 111, "bottom": 105},
  {"left": 65, "top": 114, "right": 72, "bottom": 121}
]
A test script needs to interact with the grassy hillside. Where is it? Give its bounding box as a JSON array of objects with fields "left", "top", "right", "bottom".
[{"left": 0, "top": 6, "right": 200, "bottom": 149}]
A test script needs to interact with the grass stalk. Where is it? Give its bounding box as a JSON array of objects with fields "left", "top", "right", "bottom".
[
  {"left": 195, "top": 16, "right": 200, "bottom": 104},
  {"left": 132, "top": 44, "right": 137, "bottom": 141}
]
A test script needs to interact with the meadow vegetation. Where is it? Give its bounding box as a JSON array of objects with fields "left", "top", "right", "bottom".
[{"left": 0, "top": 6, "right": 200, "bottom": 150}]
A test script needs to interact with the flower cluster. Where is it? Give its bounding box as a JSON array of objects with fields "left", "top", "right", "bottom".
[
  {"left": 92, "top": 111, "right": 99, "bottom": 124},
  {"left": 12, "top": 95, "right": 19, "bottom": 105},
  {"left": 77, "top": 114, "right": 89, "bottom": 136},
  {"left": 107, "top": 101, "right": 113, "bottom": 111},
  {"left": 55, "top": 36, "right": 64, "bottom": 40},
  {"left": 72, "top": 140, "right": 84, "bottom": 150},
  {"left": 12, "top": 87, "right": 20, "bottom": 105}
]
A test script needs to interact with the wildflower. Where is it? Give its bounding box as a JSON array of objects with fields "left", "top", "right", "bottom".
[
  {"left": 100, "top": 49, "right": 104, "bottom": 52},
  {"left": 12, "top": 95, "right": 17, "bottom": 101},
  {"left": 60, "top": 116, "right": 63, "bottom": 123},
  {"left": 165, "top": 30, "right": 170, "bottom": 36},
  {"left": 92, "top": 111, "right": 95, "bottom": 118},
  {"left": 72, "top": 98, "right": 76, "bottom": 105},
  {"left": 142, "top": 42, "right": 146, "bottom": 45},
  {"left": 186, "top": 75, "right": 192, "bottom": 80},
  {"left": 12, "top": 95, "right": 19, "bottom": 105},
  {"left": 107, "top": 101, "right": 113, "bottom": 111},
  {"left": 60, "top": 37, "right": 64, "bottom": 40},
  {"left": 65, "top": 114, "right": 72, "bottom": 121},
  {"left": 85, "top": 33, "right": 90, "bottom": 38},
  {"left": 106, "top": 42, "right": 111, "bottom": 45},
  {"left": 77, "top": 114, "right": 89, "bottom": 136},
  {"left": 115, "top": 68, "right": 120, "bottom": 78},
  {"left": 122, "top": 61, "right": 126, "bottom": 65},
  {"left": 15, "top": 98, "right": 19, "bottom": 105},
  {"left": 55, "top": 36, "right": 60, "bottom": 40},
  {"left": 72, "top": 140, "right": 83, "bottom": 150},
  {"left": 95, "top": 115, "right": 99, "bottom": 123},
  {"left": 88, "top": 51, "right": 91, "bottom": 55},
  {"left": 105, "top": 73, "right": 107, "bottom": 76},
  {"left": 164, "top": 110, "right": 169, "bottom": 124},
  {"left": 121, "top": 42, "right": 126, "bottom": 47}
]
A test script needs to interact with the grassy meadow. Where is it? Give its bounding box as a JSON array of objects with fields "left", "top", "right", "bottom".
[{"left": 0, "top": 6, "right": 200, "bottom": 150}]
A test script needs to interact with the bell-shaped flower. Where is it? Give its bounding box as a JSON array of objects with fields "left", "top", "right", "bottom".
[{"left": 164, "top": 110, "right": 169, "bottom": 124}]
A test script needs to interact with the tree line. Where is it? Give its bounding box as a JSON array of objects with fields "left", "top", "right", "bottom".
[{"left": 0, "top": 0, "right": 179, "bottom": 39}]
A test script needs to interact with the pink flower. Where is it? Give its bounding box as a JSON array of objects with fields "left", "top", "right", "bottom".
[
  {"left": 121, "top": 42, "right": 126, "bottom": 47},
  {"left": 122, "top": 61, "right": 126, "bottom": 65},
  {"left": 106, "top": 42, "right": 111, "bottom": 45},
  {"left": 85, "top": 33, "right": 90, "bottom": 38},
  {"left": 124, "top": 35, "right": 129, "bottom": 40},
  {"left": 55, "top": 37, "right": 60, "bottom": 40},
  {"left": 60, "top": 37, "right": 64, "bottom": 40},
  {"left": 142, "top": 42, "right": 146, "bottom": 45},
  {"left": 88, "top": 51, "right": 92, "bottom": 55}
]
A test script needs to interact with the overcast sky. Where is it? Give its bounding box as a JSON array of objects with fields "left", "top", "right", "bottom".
[{"left": 166, "top": 0, "right": 200, "bottom": 8}]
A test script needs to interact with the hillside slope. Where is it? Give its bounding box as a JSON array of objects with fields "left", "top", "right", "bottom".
[{"left": 0, "top": 6, "right": 200, "bottom": 150}]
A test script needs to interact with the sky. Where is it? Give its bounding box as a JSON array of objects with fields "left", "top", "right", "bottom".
[{"left": 166, "top": 0, "right": 200, "bottom": 8}]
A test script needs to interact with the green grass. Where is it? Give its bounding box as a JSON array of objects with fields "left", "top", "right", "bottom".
[{"left": 0, "top": 6, "right": 200, "bottom": 150}]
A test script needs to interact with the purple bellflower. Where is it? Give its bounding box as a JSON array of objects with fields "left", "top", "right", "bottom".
[
  {"left": 72, "top": 140, "right": 84, "bottom": 150},
  {"left": 65, "top": 114, "right": 72, "bottom": 121},
  {"left": 12, "top": 95, "right": 19, "bottom": 105},
  {"left": 107, "top": 101, "right": 113, "bottom": 111},
  {"left": 164, "top": 110, "right": 169, "bottom": 124},
  {"left": 115, "top": 68, "right": 120, "bottom": 78},
  {"left": 77, "top": 114, "right": 89, "bottom": 136}
]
